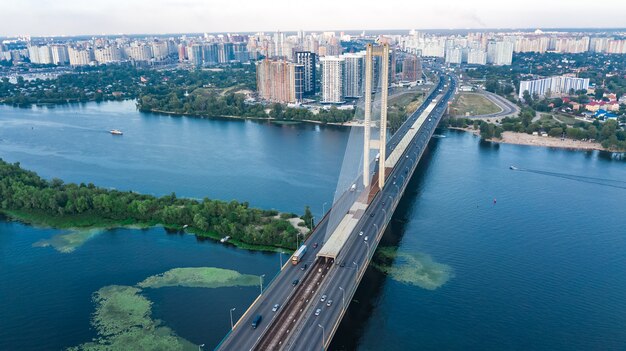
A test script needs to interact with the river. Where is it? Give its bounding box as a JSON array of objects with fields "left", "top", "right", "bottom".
[{"left": 1, "top": 101, "right": 625, "bottom": 350}]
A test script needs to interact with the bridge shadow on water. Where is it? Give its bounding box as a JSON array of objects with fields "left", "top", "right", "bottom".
[{"left": 329, "top": 135, "right": 442, "bottom": 351}]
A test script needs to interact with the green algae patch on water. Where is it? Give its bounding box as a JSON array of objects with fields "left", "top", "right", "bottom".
[
  {"left": 33, "top": 228, "right": 104, "bottom": 253},
  {"left": 68, "top": 285, "right": 196, "bottom": 351},
  {"left": 137, "top": 267, "right": 259, "bottom": 289},
  {"left": 372, "top": 247, "right": 454, "bottom": 290}
]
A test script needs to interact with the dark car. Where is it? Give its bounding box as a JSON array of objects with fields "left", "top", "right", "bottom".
[
  {"left": 252, "top": 314, "right": 262, "bottom": 329},
  {"left": 370, "top": 213, "right": 375, "bottom": 217},
  {"left": 292, "top": 279, "right": 299, "bottom": 286},
  {"left": 313, "top": 242, "right": 318, "bottom": 248},
  {"left": 300, "top": 263, "right": 308, "bottom": 271}
]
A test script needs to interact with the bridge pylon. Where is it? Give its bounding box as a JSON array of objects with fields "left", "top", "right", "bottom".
[{"left": 362, "top": 43, "right": 390, "bottom": 189}]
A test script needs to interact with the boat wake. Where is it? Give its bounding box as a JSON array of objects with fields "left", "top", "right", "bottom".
[{"left": 515, "top": 167, "right": 626, "bottom": 190}]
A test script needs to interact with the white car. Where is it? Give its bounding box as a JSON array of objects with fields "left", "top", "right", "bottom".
[
  {"left": 326, "top": 300, "right": 333, "bottom": 307},
  {"left": 315, "top": 308, "right": 321, "bottom": 316},
  {"left": 359, "top": 231, "right": 364, "bottom": 236},
  {"left": 272, "top": 304, "right": 279, "bottom": 312},
  {"left": 364, "top": 236, "right": 368, "bottom": 241},
  {"left": 320, "top": 294, "right": 327, "bottom": 302}
]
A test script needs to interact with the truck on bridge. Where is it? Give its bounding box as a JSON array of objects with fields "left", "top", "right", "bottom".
[{"left": 291, "top": 245, "right": 307, "bottom": 265}]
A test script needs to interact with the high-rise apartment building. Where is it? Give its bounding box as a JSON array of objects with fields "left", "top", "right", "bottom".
[
  {"left": 294, "top": 51, "right": 317, "bottom": 96},
  {"left": 320, "top": 56, "right": 344, "bottom": 103},
  {"left": 218, "top": 43, "right": 234, "bottom": 63},
  {"left": 401, "top": 54, "right": 421, "bottom": 81},
  {"left": 151, "top": 41, "right": 169, "bottom": 60},
  {"left": 28, "top": 45, "right": 52, "bottom": 64},
  {"left": 189, "top": 44, "right": 203, "bottom": 65},
  {"left": 256, "top": 59, "right": 304, "bottom": 104},
  {"left": 590, "top": 38, "right": 626, "bottom": 54},
  {"left": 554, "top": 37, "right": 590, "bottom": 53},
  {"left": 203, "top": 43, "right": 219, "bottom": 64},
  {"left": 273, "top": 31, "right": 284, "bottom": 58},
  {"left": 94, "top": 46, "right": 122, "bottom": 63},
  {"left": 513, "top": 37, "right": 549, "bottom": 53},
  {"left": 487, "top": 41, "right": 513, "bottom": 66},
  {"left": 68, "top": 47, "right": 92, "bottom": 66},
  {"left": 466, "top": 48, "right": 487, "bottom": 65},
  {"left": 178, "top": 43, "right": 187, "bottom": 62},
  {"left": 342, "top": 52, "right": 365, "bottom": 99},
  {"left": 50, "top": 45, "right": 69, "bottom": 65},
  {"left": 27, "top": 45, "right": 40, "bottom": 63},
  {"left": 233, "top": 42, "right": 249, "bottom": 62},
  {"left": 445, "top": 47, "right": 462, "bottom": 64},
  {"left": 518, "top": 76, "right": 590, "bottom": 99},
  {"left": 126, "top": 44, "right": 152, "bottom": 61}
]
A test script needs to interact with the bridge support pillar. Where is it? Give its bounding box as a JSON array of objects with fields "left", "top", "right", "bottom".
[
  {"left": 363, "top": 46, "right": 373, "bottom": 188},
  {"left": 363, "top": 43, "right": 390, "bottom": 189}
]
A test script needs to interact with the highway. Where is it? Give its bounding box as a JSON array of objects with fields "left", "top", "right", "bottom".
[
  {"left": 468, "top": 90, "right": 519, "bottom": 119},
  {"left": 216, "top": 72, "right": 455, "bottom": 351},
  {"left": 214, "top": 185, "right": 361, "bottom": 351}
]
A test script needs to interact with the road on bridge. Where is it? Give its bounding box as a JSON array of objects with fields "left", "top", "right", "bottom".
[{"left": 216, "top": 72, "right": 456, "bottom": 351}]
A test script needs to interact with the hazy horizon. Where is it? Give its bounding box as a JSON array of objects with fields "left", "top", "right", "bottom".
[
  {"left": 3, "top": 0, "right": 626, "bottom": 37},
  {"left": 3, "top": 27, "right": 626, "bottom": 39}
]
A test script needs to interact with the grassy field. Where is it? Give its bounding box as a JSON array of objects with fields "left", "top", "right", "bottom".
[
  {"left": 540, "top": 113, "right": 591, "bottom": 127},
  {"left": 450, "top": 93, "right": 502, "bottom": 116},
  {"left": 388, "top": 89, "right": 425, "bottom": 114}
]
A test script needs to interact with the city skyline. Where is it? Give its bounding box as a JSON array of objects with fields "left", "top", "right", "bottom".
[{"left": 3, "top": 0, "right": 626, "bottom": 37}]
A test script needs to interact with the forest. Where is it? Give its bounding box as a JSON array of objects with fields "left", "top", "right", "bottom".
[
  {"left": 0, "top": 159, "right": 302, "bottom": 250},
  {"left": 0, "top": 64, "right": 257, "bottom": 106}
]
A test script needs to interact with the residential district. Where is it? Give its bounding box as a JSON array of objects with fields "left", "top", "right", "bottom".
[{"left": 1, "top": 29, "right": 625, "bottom": 128}]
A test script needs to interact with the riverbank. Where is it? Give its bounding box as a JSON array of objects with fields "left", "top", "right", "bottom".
[
  {"left": 145, "top": 108, "right": 363, "bottom": 128},
  {"left": 2, "top": 209, "right": 301, "bottom": 253},
  {"left": 449, "top": 127, "right": 611, "bottom": 151},
  {"left": 0, "top": 159, "right": 304, "bottom": 253},
  {"left": 495, "top": 131, "right": 607, "bottom": 151}
]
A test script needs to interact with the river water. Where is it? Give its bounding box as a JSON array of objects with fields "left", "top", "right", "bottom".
[{"left": 0, "top": 101, "right": 625, "bottom": 350}]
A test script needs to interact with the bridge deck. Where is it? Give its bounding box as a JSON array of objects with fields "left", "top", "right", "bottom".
[
  {"left": 215, "top": 74, "right": 455, "bottom": 351},
  {"left": 316, "top": 201, "right": 367, "bottom": 260},
  {"left": 316, "top": 98, "right": 438, "bottom": 262},
  {"left": 385, "top": 99, "right": 437, "bottom": 169}
]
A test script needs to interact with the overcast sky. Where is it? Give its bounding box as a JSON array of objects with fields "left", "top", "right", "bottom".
[{"left": 3, "top": 0, "right": 626, "bottom": 37}]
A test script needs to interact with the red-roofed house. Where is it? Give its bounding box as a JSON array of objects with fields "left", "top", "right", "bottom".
[{"left": 585, "top": 100, "right": 620, "bottom": 112}]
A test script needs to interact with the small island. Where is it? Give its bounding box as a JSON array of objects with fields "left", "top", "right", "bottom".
[{"left": 0, "top": 158, "right": 313, "bottom": 251}]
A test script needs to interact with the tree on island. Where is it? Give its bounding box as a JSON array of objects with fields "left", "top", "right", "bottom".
[{"left": 301, "top": 205, "right": 314, "bottom": 230}]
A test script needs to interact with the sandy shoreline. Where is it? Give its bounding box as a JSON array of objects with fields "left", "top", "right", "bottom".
[
  {"left": 495, "top": 131, "right": 606, "bottom": 151},
  {"left": 449, "top": 127, "right": 610, "bottom": 151}
]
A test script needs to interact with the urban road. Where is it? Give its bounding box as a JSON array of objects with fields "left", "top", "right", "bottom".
[{"left": 216, "top": 73, "right": 456, "bottom": 351}]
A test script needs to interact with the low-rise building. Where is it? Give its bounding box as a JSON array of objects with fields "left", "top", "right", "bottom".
[{"left": 585, "top": 100, "right": 620, "bottom": 112}]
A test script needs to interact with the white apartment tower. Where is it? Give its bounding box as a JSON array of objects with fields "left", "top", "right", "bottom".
[
  {"left": 94, "top": 46, "right": 122, "bottom": 63},
  {"left": 487, "top": 41, "right": 513, "bottom": 65},
  {"left": 126, "top": 44, "right": 152, "bottom": 61},
  {"left": 342, "top": 52, "right": 366, "bottom": 99},
  {"left": 28, "top": 45, "right": 52, "bottom": 64},
  {"left": 68, "top": 47, "right": 92, "bottom": 66},
  {"left": 518, "top": 76, "right": 590, "bottom": 99},
  {"left": 50, "top": 45, "right": 69, "bottom": 65},
  {"left": 320, "top": 56, "right": 344, "bottom": 103}
]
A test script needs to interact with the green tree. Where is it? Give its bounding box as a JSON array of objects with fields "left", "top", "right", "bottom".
[
  {"left": 594, "top": 88, "right": 605, "bottom": 100},
  {"left": 522, "top": 90, "right": 532, "bottom": 104},
  {"left": 479, "top": 122, "right": 495, "bottom": 139},
  {"left": 301, "top": 205, "right": 313, "bottom": 230}
]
